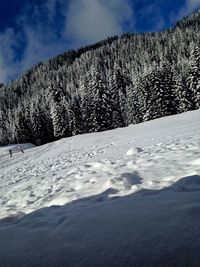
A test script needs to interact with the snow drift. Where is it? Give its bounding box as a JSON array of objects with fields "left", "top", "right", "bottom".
[{"left": 0, "top": 110, "right": 200, "bottom": 267}]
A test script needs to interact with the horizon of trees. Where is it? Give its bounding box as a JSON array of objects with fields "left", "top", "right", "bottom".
[{"left": 0, "top": 10, "right": 199, "bottom": 146}]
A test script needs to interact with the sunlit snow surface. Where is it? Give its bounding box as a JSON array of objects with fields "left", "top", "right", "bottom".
[{"left": 0, "top": 110, "right": 200, "bottom": 267}]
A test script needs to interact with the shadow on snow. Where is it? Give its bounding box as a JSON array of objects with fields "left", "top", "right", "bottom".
[{"left": 1, "top": 175, "right": 200, "bottom": 267}]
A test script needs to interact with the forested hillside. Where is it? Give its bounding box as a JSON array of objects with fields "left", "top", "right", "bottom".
[{"left": 0, "top": 10, "right": 199, "bottom": 145}]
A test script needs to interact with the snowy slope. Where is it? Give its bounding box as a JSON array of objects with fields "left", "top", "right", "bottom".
[{"left": 0, "top": 110, "right": 200, "bottom": 267}]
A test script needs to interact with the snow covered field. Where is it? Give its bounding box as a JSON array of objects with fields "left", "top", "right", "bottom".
[{"left": 0, "top": 110, "right": 200, "bottom": 267}]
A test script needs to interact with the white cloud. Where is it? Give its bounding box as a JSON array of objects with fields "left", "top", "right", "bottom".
[
  {"left": 0, "top": 29, "right": 17, "bottom": 83},
  {"left": 17, "top": 25, "right": 66, "bottom": 73},
  {"left": 181, "top": 0, "right": 200, "bottom": 15},
  {"left": 187, "top": 0, "right": 200, "bottom": 11},
  {"left": 0, "top": 0, "right": 67, "bottom": 84},
  {"left": 0, "top": 27, "right": 60, "bottom": 83},
  {"left": 0, "top": 0, "right": 134, "bottom": 84},
  {"left": 65, "top": 0, "right": 134, "bottom": 46}
]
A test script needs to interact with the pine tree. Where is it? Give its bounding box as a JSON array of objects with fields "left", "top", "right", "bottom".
[
  {"left": 173, "top": 72, "right": 193, "bottom": 113},
  {"left": 141, "top": 67, "right": 176, "bottom": 121},
  {"left": 83, "top": 67, "right": 112, "bottom": 132},
  {"left": 109, "top": 65, "right": 131, "bottom": 128},
  {"left": 126, "top": 85, "right": 143, "bottom": 124},
  {"left": 15, "top": 105, "right": 32, "bottom": 143},
  {"left": 72, "top": 93, "right": 84, "bottom": 135},
  {"left": 187, "top": 44, "right": 200, "bottom": 109},
  {"left": 47, "top": 82, "right": 69, "bottom": 139},
  {"left": 0, "top": 107, "right": 9, "bottom": 145}
]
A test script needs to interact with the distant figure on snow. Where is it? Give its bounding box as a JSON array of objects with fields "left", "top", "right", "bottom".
[
  {"left": 9, "top": 146, "right": 24, "bottom": 157},
  {"left": 19, "top": 146, "right": 24, "bottom": 153}
]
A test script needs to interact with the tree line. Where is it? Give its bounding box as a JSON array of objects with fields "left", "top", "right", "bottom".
[{"left": 0, "top": 10, "right": 200, "bottom": 145}]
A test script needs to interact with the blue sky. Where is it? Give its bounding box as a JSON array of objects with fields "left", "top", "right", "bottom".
[{"left": 0, "top": 0, "right": 200, "bottom": 84}]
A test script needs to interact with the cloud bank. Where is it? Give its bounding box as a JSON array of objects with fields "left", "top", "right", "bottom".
[
  {"left": 65, "top": 0, "right": 134, "bottom": 45},
  {"left": 187, "top": 0, "right": 200, "bottom": 11},
  {"left": 0, "top": 0, "right": 134, "bottom": 84},
  {"left": 0, "top": 0, "right": 200, "bottom": 84}
]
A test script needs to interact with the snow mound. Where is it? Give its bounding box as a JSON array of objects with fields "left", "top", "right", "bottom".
[
  {"left": 173, "top": 175, "right": 200, "bottom": 192},
  {"left": 126, "top": 147, "right": 143, "bottom": 156}
]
